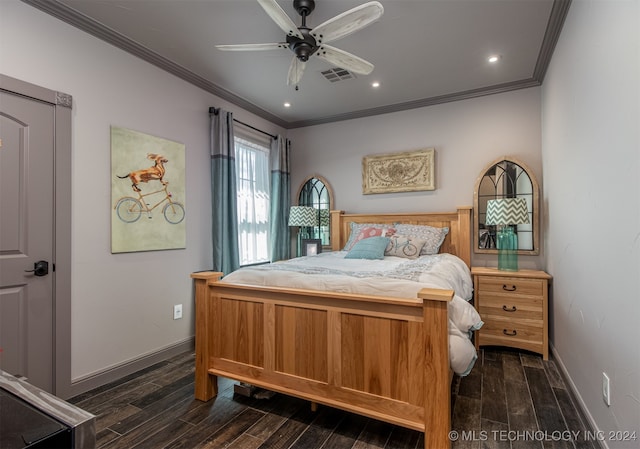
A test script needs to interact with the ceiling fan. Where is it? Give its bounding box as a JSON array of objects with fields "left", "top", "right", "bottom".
[{"left": 216, "top": 0, "right": 384, "bottom": 86}]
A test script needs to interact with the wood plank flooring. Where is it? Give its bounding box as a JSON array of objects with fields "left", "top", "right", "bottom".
[{"left": 69, "top": 348, "right": 597, "bottom": 449}]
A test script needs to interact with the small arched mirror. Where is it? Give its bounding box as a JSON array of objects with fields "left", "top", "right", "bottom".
[
  {"left": 474, "top": 157, "right": 539, "bottom": 255},
  {"left": 297, "top": 175, "right": 334, "bottom": 247}
]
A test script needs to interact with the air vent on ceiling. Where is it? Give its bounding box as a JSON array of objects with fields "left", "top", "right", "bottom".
[{"left": 321, "top": 68, "right": 357, "bottom": 82}]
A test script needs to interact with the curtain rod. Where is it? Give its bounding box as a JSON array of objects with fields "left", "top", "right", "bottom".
[{"left": 209, "top": 107, "right": 276, "bottom": 139}]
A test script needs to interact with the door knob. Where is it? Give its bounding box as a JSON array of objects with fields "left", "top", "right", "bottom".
[{"left": 25, "top": 260, "right": 49, "bottom": 277}]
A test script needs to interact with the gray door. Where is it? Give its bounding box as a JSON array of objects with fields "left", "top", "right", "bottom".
[{"left": 0, "top": 90, "right": 55, "bottom": 392}]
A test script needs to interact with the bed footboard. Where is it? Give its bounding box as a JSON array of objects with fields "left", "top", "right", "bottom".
[{"left": 191, "top": 272, "right": 453, "bottom": 449}]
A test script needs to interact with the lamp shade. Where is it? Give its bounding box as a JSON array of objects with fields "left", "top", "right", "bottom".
[
  {"left": 485, "top": 198, "right": 530, "bottom": 225},
  {"left": 288, "top": 206, "right": 318, "bottom": 227}
]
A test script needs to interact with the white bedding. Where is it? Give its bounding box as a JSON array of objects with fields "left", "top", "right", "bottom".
[{"left": 222, "top": 252, "right": 483, "bottom": 376}]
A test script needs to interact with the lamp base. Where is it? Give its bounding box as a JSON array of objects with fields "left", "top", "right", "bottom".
[
  {"left": 295, "top": 227, "right": 311, "bottom": 257},
  {"left": 497, "top": 226, "right": 519, "bottom": 271}
]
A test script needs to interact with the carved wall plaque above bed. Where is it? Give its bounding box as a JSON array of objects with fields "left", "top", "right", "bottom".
[{"left": 362, "top": 148, "right": 435, "bottom": 194}]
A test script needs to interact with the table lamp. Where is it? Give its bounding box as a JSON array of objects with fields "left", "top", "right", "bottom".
[
  {"left": 485, "top": 198, "right": 529, "bottom": 271},
  {"left": 288, "top": 206, "right": 318, "bottom": 256}
]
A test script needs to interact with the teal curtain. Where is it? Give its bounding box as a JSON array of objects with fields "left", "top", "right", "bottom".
[
  {"left": 269, "top": 136, "right": 291, "bottom": 262},
  {"left": 210, "top": 108, "right": 240, "bottom": 274}
]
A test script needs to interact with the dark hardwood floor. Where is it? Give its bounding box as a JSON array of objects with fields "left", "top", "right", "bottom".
[{"left": 69, "top": 348, "right": 597, "bottom": 449}]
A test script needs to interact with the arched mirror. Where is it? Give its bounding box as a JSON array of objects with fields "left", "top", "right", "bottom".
[
  {"left": 297, "top": 175, "right": 334, "bottom": 247},
  {"left": 474, "top": 157, "right": 539, "bottom": 255}
]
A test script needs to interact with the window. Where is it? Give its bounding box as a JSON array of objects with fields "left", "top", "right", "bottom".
[{"left": 235, "top": 135, "right": 270, "bottom": 266}]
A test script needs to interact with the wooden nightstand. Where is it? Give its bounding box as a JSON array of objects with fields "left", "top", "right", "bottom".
[{"left": 472, "top": 267, "right": 552, "bottom": 360}]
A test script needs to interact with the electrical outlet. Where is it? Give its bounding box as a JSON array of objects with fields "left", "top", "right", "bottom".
[
  {"left": 602, "top": 372, "right": 611, "bottom": 406},
  {"left": 173, "top": 304, "right": 183, "bottom": 320}
]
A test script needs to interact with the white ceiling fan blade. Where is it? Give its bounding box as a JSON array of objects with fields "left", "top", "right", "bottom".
[
  {"left": 257, "top": 0, "right": 303, "bottom": 39},
  {"left": 311, "top": 1, "right": 384, "bottom": 44},
  {"left": 315, "top": 45, "right": 374, "bottom": 75},
  {"left": 216, "top": 42, "right": 288, "bottom": 51},
  {"left": 287, "top": 56, "right": 307, "bottom": 85}
]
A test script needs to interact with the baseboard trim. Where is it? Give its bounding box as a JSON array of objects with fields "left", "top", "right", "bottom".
[
  {"left": 64, "top": 337, "right": 194, "bottom": 400},
  {"left": 549, "top": 343, "right": 607, "bottom": 449}
]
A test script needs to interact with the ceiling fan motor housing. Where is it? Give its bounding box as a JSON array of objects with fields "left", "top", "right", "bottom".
[{"left": 287, "top": 27, "right": 318, "bottom": 61}]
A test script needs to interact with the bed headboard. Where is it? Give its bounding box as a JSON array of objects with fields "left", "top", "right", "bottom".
[{"left": 329, "top": 207, "right": 472, "bottom": 267}]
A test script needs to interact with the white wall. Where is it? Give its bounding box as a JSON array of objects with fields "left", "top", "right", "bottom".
[
  {"left": 0, "top": 1, "right": 284, "bottom": 383},
  {"left": 542, "top": 0, "right": 640, "bottom": 446},
  {"left": 288, "top": 87, "right": 545, "bottom": 268}
]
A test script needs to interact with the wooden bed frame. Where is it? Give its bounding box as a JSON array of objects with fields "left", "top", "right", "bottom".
[{"left": 191, "top": 207, "right": 471, "bottom": 449}]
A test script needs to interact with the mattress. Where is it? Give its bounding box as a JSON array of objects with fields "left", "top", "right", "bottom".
[{"left": 222, "top": 252, "right": 483, "bottom": 376}]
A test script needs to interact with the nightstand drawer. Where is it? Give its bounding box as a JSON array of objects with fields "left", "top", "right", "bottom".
[
  {"left": 480, "top": 319, "right": 543, "bottom": 343},
  {"left": 477, "top": 276, "right": 544, "bottom": 297},
  {"left": 478, "top": 296, "right": 543, "bottom": 321}
]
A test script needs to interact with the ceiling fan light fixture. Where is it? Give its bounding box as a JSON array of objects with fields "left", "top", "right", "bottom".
[
  {"left": 294, "top": 43, "right": 313, "bottom": 61},
  {"left": 488, "top": 55, "right": 501, "bottom": 63}
]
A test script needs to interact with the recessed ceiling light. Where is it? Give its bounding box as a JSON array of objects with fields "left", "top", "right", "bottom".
[
  {"left": 284, "top": 102, "right": 291, "bottom": 108},
  {"left": 371, "top": 81, "right": 380, "bottom": 88},
  {"left": 488, "top": 55, "right": 501, "bottom": 63}
]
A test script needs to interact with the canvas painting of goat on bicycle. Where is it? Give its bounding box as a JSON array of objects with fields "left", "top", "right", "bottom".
[{"left": 111, "top": 126, "right": 186, "bottom": 253}]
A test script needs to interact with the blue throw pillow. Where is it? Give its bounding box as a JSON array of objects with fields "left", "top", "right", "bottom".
[{"left": 344, "top": 236, "right": 390, "bottom": 260}]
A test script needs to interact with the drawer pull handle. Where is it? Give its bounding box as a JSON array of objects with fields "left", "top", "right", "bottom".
[
  {"left": 502, "top": 284, "right": 517, "bottom": 292},
  {"left": 502, "top": 305, "right": 517, "bottom": 312},
  {"left": 503, "top": 329, "right": 518, "bottom": 336}
]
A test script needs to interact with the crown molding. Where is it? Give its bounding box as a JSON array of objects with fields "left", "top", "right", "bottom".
[
  {"left": 22, "top": 0, "right": 571, "bottom": 129},
  {"left": 287, "top": 78, "right": 542, "bottom": 128},
  {"left": 533, "top": 0, "right": 572, "bottom": 82},
  {"left": 21, "top": 0, "right": 289, "bottom": 128}
]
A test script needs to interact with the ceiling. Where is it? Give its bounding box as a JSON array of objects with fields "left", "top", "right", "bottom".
[{"left": 24, "top": 0, "right": 570, "bottom": 129}]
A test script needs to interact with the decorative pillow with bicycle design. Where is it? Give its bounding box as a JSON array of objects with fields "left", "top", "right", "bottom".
[{"left": 384, "top": 234, "right": 427, "bottom": 259}]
